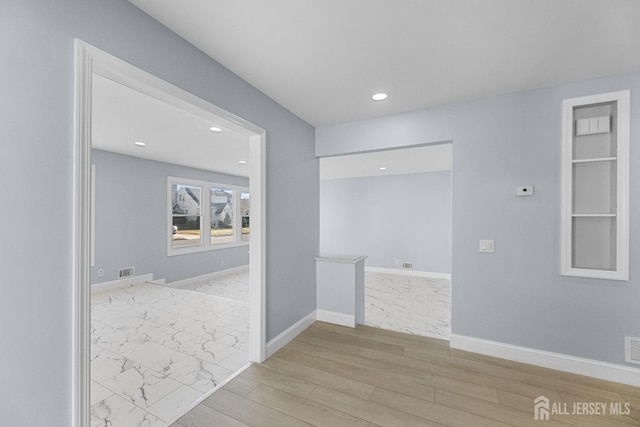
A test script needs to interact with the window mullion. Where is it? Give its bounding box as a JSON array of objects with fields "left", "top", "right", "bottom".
[
  {"left": 203, "top": 185, "right": 211, "bottom": 248},
  {"left": 234, "top": 189, "right": 242, "bottom": 243}
]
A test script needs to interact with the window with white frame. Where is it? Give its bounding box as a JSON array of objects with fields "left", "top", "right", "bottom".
[{"left": 168, "top": 177, "right": 248, "bottom": 255}]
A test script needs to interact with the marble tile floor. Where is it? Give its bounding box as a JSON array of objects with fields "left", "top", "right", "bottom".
[
  {"left": 364, "top": 271, "right": 451, "bottom": 339},
  {"left": 90, "top": 269, "right": 250, "bottom": 427}
]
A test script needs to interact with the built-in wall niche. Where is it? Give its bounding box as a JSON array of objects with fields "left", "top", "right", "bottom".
[{"left": 561, "top": 90, "right": 630, "bottom": 280}]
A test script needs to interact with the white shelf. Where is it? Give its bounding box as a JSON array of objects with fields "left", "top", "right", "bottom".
[
  {"left": 572, "top": 157, "right": 616, "bottom": 164},
  {"left": 571, "top": 213, "right": 616, "bottom": 218}
]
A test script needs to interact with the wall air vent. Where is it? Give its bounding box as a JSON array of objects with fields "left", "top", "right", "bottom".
[
  {"left": 401, "top": 262, "right": 413, "bottom": 270},
  {"left": 625, "top": 337, "right": 640, "bottom": 365},
  {"left": 118, "top": 266, "right": 136, "bottom": 279}
]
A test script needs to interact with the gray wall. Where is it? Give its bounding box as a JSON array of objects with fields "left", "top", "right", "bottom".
[
  {"left": 0, "top": 1, "right": 318, "bottom": 425},
  {"left": 92, "top": 149, "right": 250, "bottom": 284},
  {"left": 316, "top": 71, "right": 640, "bottom": 368},
  {"left": 320, "top": 172, "right": 451, "bottom": 274}
]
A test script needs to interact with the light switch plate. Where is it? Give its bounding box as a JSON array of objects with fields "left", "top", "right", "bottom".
[
  {"left": 576, "top": 115, "right": 610, "bottom": 136},
  {"left": 479, "top": 240, "right": 495, "bottom": 253}
]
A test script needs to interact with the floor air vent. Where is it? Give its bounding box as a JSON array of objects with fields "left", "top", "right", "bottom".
[
  {"left": 625, "top": 337, "right": 640, "bottom": 365},
  {"left": 401, "top": 262, "right": 413, "bottom": 270},
  {"left": 118, "top": 266, "right": 136, "bottom": 279}
]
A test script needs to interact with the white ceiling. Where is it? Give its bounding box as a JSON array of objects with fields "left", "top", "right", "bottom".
[
  {"left": 92, "top": 71, "right": 451, "bottom": 178},
  {"left": 92, "top": 74, "right": 250, "bottom": 177},
  {"left": 320, "top": 143, "right": 451, "bottom": 180},
  {"left": 128, "top": 0, "right": 640, "bottom": 127}
]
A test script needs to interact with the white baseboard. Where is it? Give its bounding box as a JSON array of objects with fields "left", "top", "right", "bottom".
[
  {"left": 366, "top": 266, "right": 451, "bottom": 280},
  {"left": 168, "top": 265, "right": 249, "bottom": 289},
  {"left": 450, "top": 334, "right": 640, "bottom": 387},
  {"left": 266, "top": 310, "right": 316, "bottom": 358},
  {"left": 316, "top": 309, "right": 355, "bottom": 328},
  {"left": 91, "top": 273, "right": 154, "bottom": 292}
]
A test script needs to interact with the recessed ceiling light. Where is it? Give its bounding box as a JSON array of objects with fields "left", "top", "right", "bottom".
[
  {"left": 379, "top": 167, "right": 387, "bottom": 171},
  {"left": 372, "top": 92, "right": 388, "bottom": 101},
  {"left": 238, "top": 160, "right": 247, "bottom": 165},
  {"left": 209, "top": 126, "right": 222, "bottom": 132},
  {"left": 134, "top": 141, "right": 146, "bottom": 147}
]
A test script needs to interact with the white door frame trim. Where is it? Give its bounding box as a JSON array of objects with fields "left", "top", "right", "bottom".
[{"left": 72, "top": 39, "right": 267, "bottom": 427}]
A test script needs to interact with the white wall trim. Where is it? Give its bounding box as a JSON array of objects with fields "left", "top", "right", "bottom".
[
  {"left": 90, "top": 274, "right": 154, "bottom": 292},
  {"left": 266, "top": 311, "right": 317, "bottom": 358},
  {"left": 365, "top": 266, "right": 451, "bottom": 280},
  {"left": 248, "top": 130, "right": 267, "bottom": 363},
  {"left": 74, "top": 39, "right": 267, "bottom": 427},
  {"left": 316, "top": 310, "right": 355, "bottom": 328},
  {"left": 450, "top": 334, "right": 640, "bottom": 387},
  {"left": 168, "top": 265, "right": 248, "bottom": 289},
  {"left": 72, "top": 39, "right": 93, "bottom": 427},
  {"left": 90, "top": 165, "right": 96, "bottom": 267}
]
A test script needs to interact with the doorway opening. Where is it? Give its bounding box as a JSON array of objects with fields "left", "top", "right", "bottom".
[
  {"left": 73, "top": 40, "right": 266, "bottom": 427},
  {"left": 319, "top": 143, "right": 452, "bottom": 339}
]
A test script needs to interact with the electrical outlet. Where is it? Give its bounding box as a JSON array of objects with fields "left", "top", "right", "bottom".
[
  {"left": 97, "top": 269, "right": 104, "bottom": 277},
  {"left": 220, "top": 260, "right": 225, "bottom": 267}
]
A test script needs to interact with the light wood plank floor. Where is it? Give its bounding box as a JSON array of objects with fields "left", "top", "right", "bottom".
[{"left": 170, "top": 322, "right": 640, "bottom": 427}]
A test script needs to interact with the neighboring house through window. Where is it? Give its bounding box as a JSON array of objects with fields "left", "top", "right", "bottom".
[
  {"left": 168, "top": 177, "right": 249, "bottom": 255},
  {"left": 241, "top": 191, "right": 250, "bottom": 241},
  {"left": 211, "top": 187, "right": 234, "bottom": 245}
]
